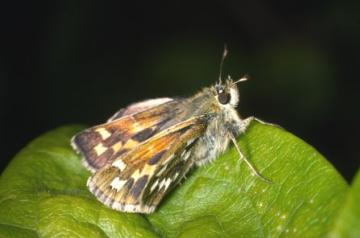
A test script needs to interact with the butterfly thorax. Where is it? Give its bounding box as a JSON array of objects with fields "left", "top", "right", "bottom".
[{"left": 185, "top": 81, "right": 243, "bottom": 166}]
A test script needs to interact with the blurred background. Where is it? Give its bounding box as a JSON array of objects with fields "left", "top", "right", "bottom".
[{"left": 1, "top": 1, "right": 359, "bottom": 181}]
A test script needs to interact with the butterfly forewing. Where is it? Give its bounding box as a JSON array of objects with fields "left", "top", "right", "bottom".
[
  {"left": 143, "top": 137, "right": 197, "bottom": 208},
  {"left": 87, "top": 116, "right": 206, "bottom": 213},
  {"left": 71, "top": 98, "right": 183, "bottom": 172}
]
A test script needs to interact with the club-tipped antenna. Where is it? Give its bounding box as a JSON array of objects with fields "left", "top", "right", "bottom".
[
  {"left": 218, "top": 44, "right": 228, "bottom": 85},
  {"left": 234, "top": 75, "right": 249, "bottom": 84}
]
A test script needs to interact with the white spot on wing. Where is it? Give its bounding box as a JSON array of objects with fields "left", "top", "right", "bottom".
[
  {"left": 161, "top": 154, "right": 174, "bottom": 165},
  {"left": 158, "top": 179, "right": 165, "bottom": 190},
  {"left": 112, "top": 141, "right": 123, "bottom": 152},
  {"left": 110, "top": 177, "right": 127, "bottom": 190},
  {"left": 94, "top": 143, "right": 107, "bottom": 156},
  {"left": 173, "top": 172, "right": 179, "bottom": 180},
  {"left": 182, "top": 151, "right": 191, "bottom": 161},
  {"left": 124, "top": 204, "right": 136, "bottom": 212},
  {"left": 186, "top": 139, "right": 195, "bottom": 146},
  {"left": 111, "top": 202, "right": 156, "bottom": 214},
  {"left": 112, "top": 159, "right": 127, "bottom": 171},
  {"left": 159, "top": 178, "right": 172, "bottom": 191},
  {"left": 142, "top": 164, "right": 156, "bottom": 175},
  {"left": 96, "top": 128, "right": 111, "bottom": 140},
  {"left": 164, "top": 178, "right": 172, "bottom": 190},
  {"left": 131, "top": 169, "right": 142, "bottom": 179},
  {"left": 156, "top": 165, "right": 167, "bottom": 176},
  {"left": 150, "top": 179, "right": 159, "bottom": 192}
]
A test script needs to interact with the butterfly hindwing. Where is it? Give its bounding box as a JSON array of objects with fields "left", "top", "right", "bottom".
[
  {"left": 71, "top": 98, "right": 182, "bottom": 172},
  {"left": 87, "top": 116, "right": 206, "bottom": 213},
  {"left": 107, "top": 98, "right": 174, "bottom": 122}
]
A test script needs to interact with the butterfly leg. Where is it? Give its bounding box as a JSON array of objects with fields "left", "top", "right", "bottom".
[
  {"left": 229, "top": 132, "right": 272, "bottom": 183},
  {"left": 240, "top": 116, "right": 281, "bottom": 133}
]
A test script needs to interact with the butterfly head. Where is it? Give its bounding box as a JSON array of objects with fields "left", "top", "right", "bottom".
[
  {"left": 215, "top": 45, "right": 248, "bottom": 108},
  {"left": 214, "top": 75, "right": 248, "bottom": 108}
]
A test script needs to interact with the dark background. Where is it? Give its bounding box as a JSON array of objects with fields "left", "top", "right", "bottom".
[{"left": 1, "top": 1, "right": 359, "bottom": 181}]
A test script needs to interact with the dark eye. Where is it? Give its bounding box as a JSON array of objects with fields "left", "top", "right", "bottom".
[{"left": 218, "top": 92, "right": 231, "bottom": 104}]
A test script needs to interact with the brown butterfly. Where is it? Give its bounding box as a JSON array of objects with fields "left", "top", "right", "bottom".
[{"left": 71, "top": 47, "right": 270, "bottom": 214}]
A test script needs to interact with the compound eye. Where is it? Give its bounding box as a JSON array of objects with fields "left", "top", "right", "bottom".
[{"left": 218, "top": 92, "right": 231, "bottom": 104}]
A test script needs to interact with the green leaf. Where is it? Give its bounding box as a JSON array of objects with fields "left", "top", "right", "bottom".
[
  {"left": 0, "top": 122, "right": 349, "bottom": 237},
  {"left": 328, "top": 170, "right": 360, "bottom": 238}
]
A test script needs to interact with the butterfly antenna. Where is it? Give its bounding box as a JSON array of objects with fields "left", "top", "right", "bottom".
[
  {"left": 234, "top": 75, "right": 249, "bottom": 84},
  {"left": 218, "top": 44, "right": 228, "bottom": 85}
]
